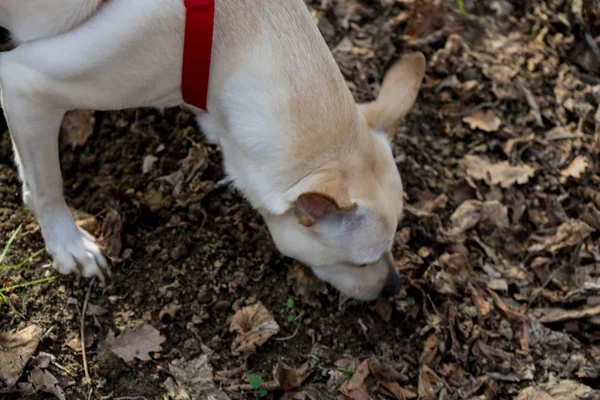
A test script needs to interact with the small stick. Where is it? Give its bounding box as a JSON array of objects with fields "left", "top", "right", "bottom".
[
  {"left": 274, "top": 311, "right": 304, "bottom": 341},
  {"left": 82, "top": 278, "right": 96, "bottom": 384}
]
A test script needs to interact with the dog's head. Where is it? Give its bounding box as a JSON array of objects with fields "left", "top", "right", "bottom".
[{"left": 264, "top": 53, "right": 426, "bottom": 300}]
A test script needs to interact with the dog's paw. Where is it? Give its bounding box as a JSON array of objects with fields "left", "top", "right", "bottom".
[{"left": 44, "top": 222, "right": 110, "bottom": 284}]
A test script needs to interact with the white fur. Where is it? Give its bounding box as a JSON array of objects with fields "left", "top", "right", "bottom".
[{"left": 0, "top": 0, "right": 417, "bottom": 299}]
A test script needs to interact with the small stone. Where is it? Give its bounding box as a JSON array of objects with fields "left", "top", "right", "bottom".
[
  {"left": 214, "top": 300, "right": 231, "bottom": 311},
  {"left": 488, "top": 279, "right": 509, "bottom": 291}
]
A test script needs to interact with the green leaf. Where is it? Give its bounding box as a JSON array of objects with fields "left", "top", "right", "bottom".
[
  {"left": 288, "top": 313, "right": 296, "bottom": 322},
  {"left": 257, "top": 387, "right": 268, "bottom": 398},
  {"left": 249, "top": 374, "right": 262, "bottom": 390},
  {"left": 286, "top": 297, "right": 295, "bottom": 309}
]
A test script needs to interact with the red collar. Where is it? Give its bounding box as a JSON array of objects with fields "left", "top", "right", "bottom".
[{"left": 182, "top": 0, "right": 215, "bottom": 111}]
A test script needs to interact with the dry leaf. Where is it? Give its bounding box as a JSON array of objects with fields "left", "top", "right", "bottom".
[
  {"left": 229, "top": 302, "right": 280, "bottom": 355},
  {"left": 463, "top": 110, "right": 502, "bottom": 132},
  {"left": 98, "top": 207, "right": 123, "bottom": 262},
  {"left": 273, "top": 362, "right": 312, "bottom": 391},
  {"left": 100, "top": 324, "right": 165, "bottom": 362},
  {"left": 167, "top": 354, "right": 230, "bottom": 400},
  {"left": 528, "top": 219, "right": 595, "bottom": 253},
  {"left": 339, "top": 360, "right": 371, "bottom": 400},
  {"left": 26, "top": 367, "right": 66, "bottom": 400},
  {"left": 532, "top": 304, "right": 600, "bottom": 324},
  {"left": 448, "top": 200, "right": 482, "bottom": 236},
  {"left": 371, "top": 299, "right": 393, "bottom": 322},
  {"left": 462, "top": 155, "right": 535, "bottom": 188},
  {"left": 0, "top": 325, "right": 44, "bottom": 390},
  {"left": 142, "top": 155, "right": 158, "bottom": 174},
  {"left": 516, "top": 376, "right": 594, "bottom": 400},
  {"left": 59, "top": 110, "right": 94, "bottom": 150},
  {"left": 71, "top": 209, "right": 102, "bottom": 237},
  {"left": 560, "top": 155, "right": 589, "bottom": 183},
  {"left": 447, "top": 200, "right": 509, "bottom": 236},
  {"left": 287, "top": 264, "right": 328, "bottom": 308},
  {"left": 369, "top": 360, "right": 416, "bottom": 400}
]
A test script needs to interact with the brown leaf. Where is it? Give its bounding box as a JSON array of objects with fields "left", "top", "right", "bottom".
[
  {"left": 71, "top": 209, "right": 102, "bottom": 237},
  {"left": 560, "top": 155, "right": 589, "bottom": 183},
  {"left": 97, "top": 207, "right": 123, "bottom": 262},
  {"left": 532, "top": 304, "right": 600, "bottom": 324},
  {"left": 418, "top": 365, "right": 440, "bottom": 400},
  {"left": 168, "top": 355, "right": 230, "bottom": 399},
  {"left": 480, "top": 201, "right": 510, "bottom": 229},
  {"left": 287, "top": 264, "right": 328, "bottom": 308},
  {"left": 368, "top": 360, "right": 416, "bottom": 400},
  {"left": 371, "top": 299, "right": 393, "bottom": 322},
  {"left": 463, "top": 110, "right": 502, "bottom": 132},
  {"left": 528, "top": 219, "right": 595, "bottom": 253},
  {"left": 59, "top": 110, "right": 94, "bottom": 150},
  {"left": 229, "top": 302, "right": 280, "bottom": 355},
  {"left": 273, "top": 362, "right": 312, "bottom": 391},
  {"left": 448, "top": 200, "right": 482, "bottom": 235},
  {"left": 339, "top": 360, "right": 372, "bottom": 400},
  {"left": 462, "top": 155, "right": 535, "bottom": 188},
  {"left": 470, "top": 285, "right": 492, "bottom": 319},
  {"left": 26, "top": 367, "right": 66, "bottom": 400},
  {"left": 100, "top": 324, "right": 165, "bottom": 362},
  {"left": 0, "top": 325, "right": 44, "bottom": 390},
  {"left": 516, "top": 377, "right": 594, "bottom": 400}
]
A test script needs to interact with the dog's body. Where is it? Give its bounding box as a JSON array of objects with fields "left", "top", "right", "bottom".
[{"left": 0, "top": 0, "right": 425, "bottom": 300}]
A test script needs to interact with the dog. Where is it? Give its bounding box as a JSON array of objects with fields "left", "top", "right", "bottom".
[{"left": 0, "top": 0, "right": 425, "bottom": 300}]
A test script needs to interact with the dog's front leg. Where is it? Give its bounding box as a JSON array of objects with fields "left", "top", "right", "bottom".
[{"left": 0, "top": 86, "right": 108, "bottom": 282}]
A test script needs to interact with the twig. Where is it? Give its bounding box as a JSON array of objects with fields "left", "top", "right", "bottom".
[
  {"left": 401, "top": 28, "right": 448, "bottom": 48},
  {"left": 518, "top": 81, "right": 544, "bottom": 128},
  {"left": 274, "top": 311, "right": 304, "bottom": 341},
  {"left": 81, "top": 278, "right": 96, "bottom": 384},
  {"left": 224, "top": 382, "right": 279, "bottom": 392},
  {"left": 87, "top": 387, "right": 93, "bottom": 400},
  {"left": 444, "top": 102, "right": 497, "bottom": 118}
]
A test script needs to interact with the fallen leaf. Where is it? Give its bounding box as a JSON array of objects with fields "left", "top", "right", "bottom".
[
  {"left": 560, "top": 155, "right": 589, "bottom": 183},
  {"left": 100, "top": 324, "right": 165, "bottom": 362},
  {"left": 97, "top": 207, "right": 123, "bottom": 262},
  {"left": 462, "top": 155, "right": 535, "bottom": 188},
  {"left": 71, "top": 209, "right": 102, "bottom": 237},
  {"left": 371, "top": 299, "right": 393, "bottom": 322},
  {"left": 26, "top": 367, "right": 66, "bottom": 400},
  {"left": 167, "top": 354, "right": 230, "bottom": 400},
  {"left": 230, "top": 302, "right": 280, "bottom": 355},
  {"left": 273, "top": 362, "right": 312, "bottom": 391},
  {"left": 142, "top": 155, "right": 158, "bottom": 174},
  {"left": 515, "top": 375, "right": 595, "bottom": 400},
  {"left": 287, "top": 264, "right": 328, "bottom": 308},
  {"left": 59, "top": 110, "right": 94, "bottom": 150},
  {"left": 448, "top": 200, "right": 482, "bottom": 235},
  {"left": 368, "top": 360, "right": 416, "bottom": 400},
  {"left": 463, "top": 110, "right": 502, "bottom": 132},
  {"left": 532, "top": 304, "right": 600, "bottom": 324},
  {"left": 0, "top": 325, "right": 44, "bottom": 391},
  {"left": 528, "top": 219, "right": 595, "bottom": 253},
  {"left": 418, "top": 365, "right": 440, "bottom": 400},
  {"left": 339, "top": 360, "right": 372, "bottom": 400}
]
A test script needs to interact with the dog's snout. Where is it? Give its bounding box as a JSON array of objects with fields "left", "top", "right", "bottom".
[{"left": 380, "top": 270, "right": 402, "bottom": 298}]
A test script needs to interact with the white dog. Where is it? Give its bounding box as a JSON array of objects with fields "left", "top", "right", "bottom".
[{"left": 0, "top": 0, "right": 425, "bottom": 300}]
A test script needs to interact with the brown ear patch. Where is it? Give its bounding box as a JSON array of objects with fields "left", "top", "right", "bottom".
[{"left": 297, "top": 192, "right": 357, "bottom": 226}]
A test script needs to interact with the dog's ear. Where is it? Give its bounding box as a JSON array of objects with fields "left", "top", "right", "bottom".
[
  {"left": 358, "top": 52, "right": 426, "bottom": 138},
  {"left": 291, "top": 172, "right": 357, "bottom": 226}
]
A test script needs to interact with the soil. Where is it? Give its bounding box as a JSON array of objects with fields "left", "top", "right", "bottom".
[{"left": 1, "top": 0, "right": 600, "bottom": 399}]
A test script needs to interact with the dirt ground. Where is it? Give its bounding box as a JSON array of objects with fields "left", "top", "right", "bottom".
[{"left": 1, "top": 0, "right": 600, "bottom": 399}]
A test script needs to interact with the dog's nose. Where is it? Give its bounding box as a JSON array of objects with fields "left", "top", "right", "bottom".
[{"left": 380, "top": 271, "right": 402, "bottom": 298}]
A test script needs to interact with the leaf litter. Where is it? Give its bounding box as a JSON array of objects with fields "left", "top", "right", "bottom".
[{"left": 2, "top": 0, "right": 600, "bottom": 398}]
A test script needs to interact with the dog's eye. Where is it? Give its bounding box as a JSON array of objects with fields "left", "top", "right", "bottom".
[{"left": 358, "top": 263, "right": 370, "bottom": 268}]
